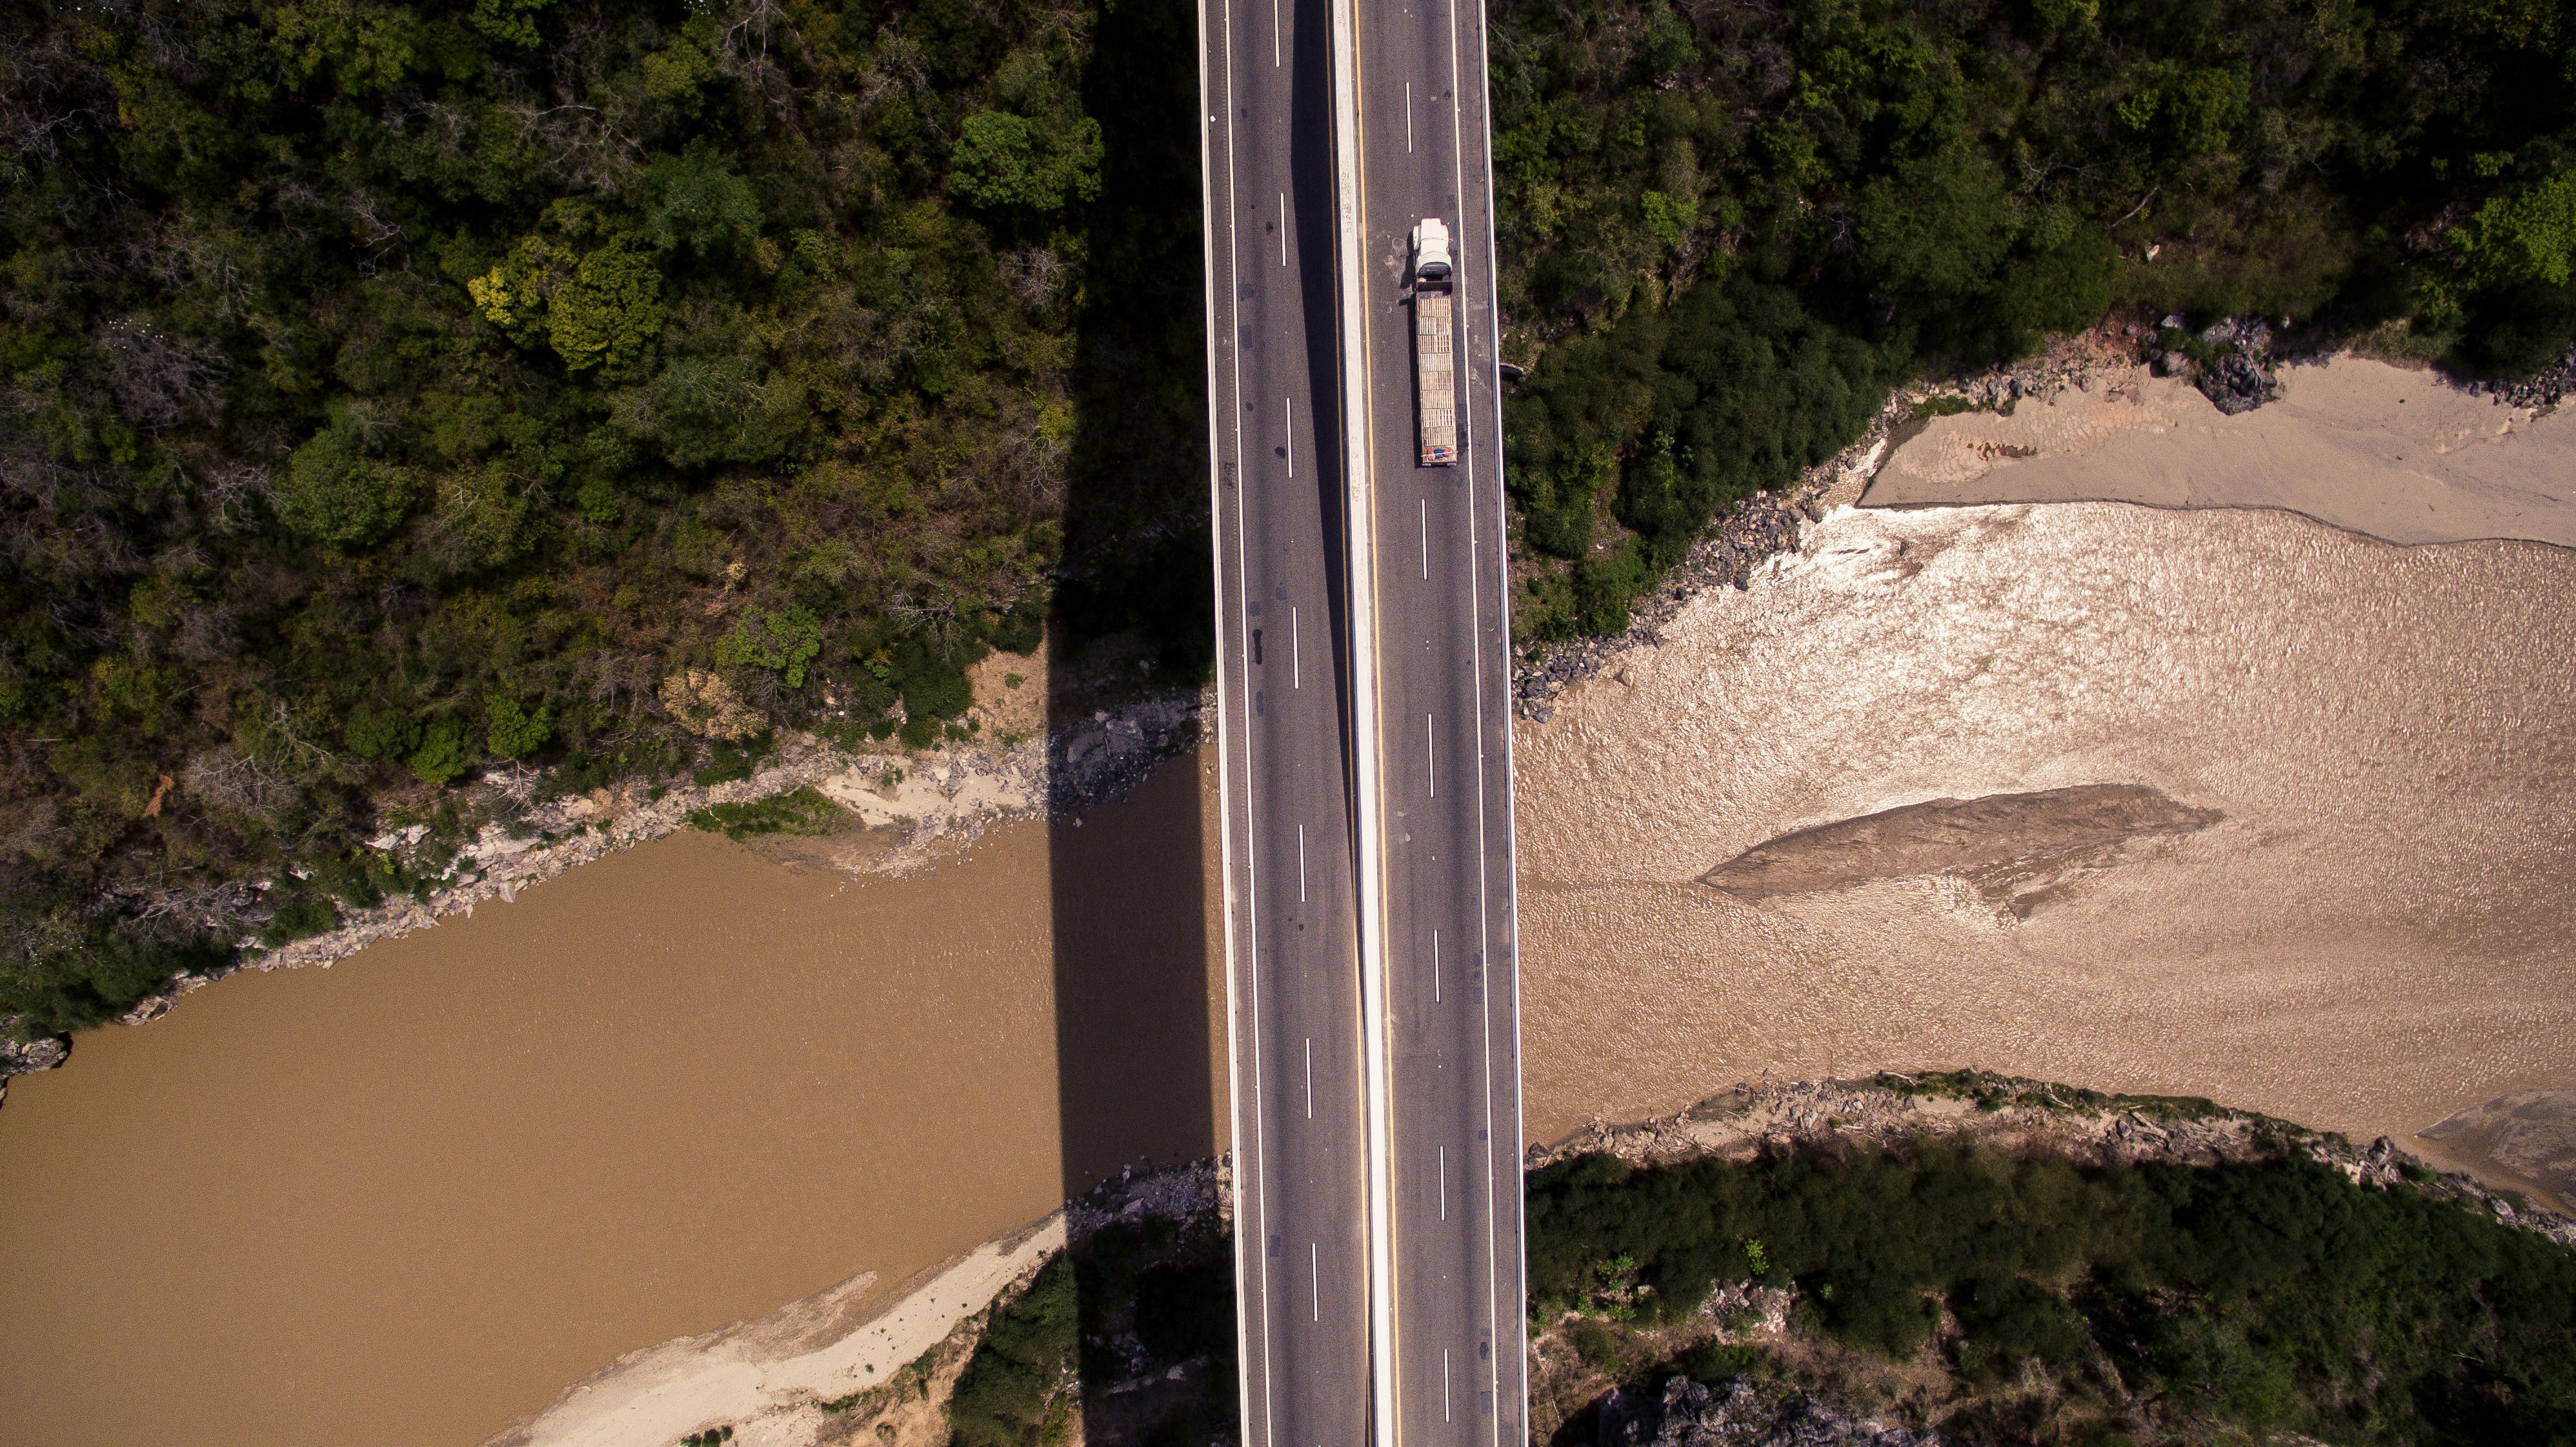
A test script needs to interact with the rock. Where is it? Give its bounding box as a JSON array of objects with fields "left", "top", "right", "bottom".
[
  {"left": 0, "top": 1033, "right": 69, "bottom": 1078},
  {"left": 2197, "top": 347, "right": 2277, "bottom": 415},
  {"left": 1600, "top": 1375, "right": 1938, "bottom": 1447},
  {"left": 119, "top": 995, "right": 174, "bottom": 1026}
]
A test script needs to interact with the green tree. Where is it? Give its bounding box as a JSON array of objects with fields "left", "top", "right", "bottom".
[
  {"left": 408, "top": 720, "right": 473, "bottom": 785},
  {"left": 2453, "top": 171, "right": 2576, "bottom": 288},
  {"left": 723, "top": 607, "right": 825, "bottom": 689},
  {"left": 1858, "top": 149, "right": 2014, "bottom": 302},
  {"left": 342, "top": 707, "right": 421, "bottom": 763},
  {"left": 546, "top": 240, "right": 665, "bottom": 375},
  {"left": 645, "top": 143, "right": 765, "bottom": 256},
  {"left": 483, "top": 696, "right": 552, "bottom": 758},
  {"left": 470, "top": 0, "right": 552, "bottom": 47},
  {"left": 949, "top": 1257, "right": 1080, "bottom": 1447},
  {"left": 949, "top": 112, "right": 1107, "bottom": 212},
  {"left": 276, "top": 427, "right": 419, "bottom": 547}
]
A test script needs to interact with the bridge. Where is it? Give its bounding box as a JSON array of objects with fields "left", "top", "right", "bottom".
[{"left": 1196, "top": 0, "right": 1525, "bottom": 1437}]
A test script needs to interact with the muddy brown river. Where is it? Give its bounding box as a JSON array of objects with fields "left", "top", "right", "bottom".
[
  {"left": 0, "top": 762, "right": 1225, "bottom": 1447},
  {"left": 4, "top": 498, "right": 2573, "bottom": 1447},
  {"left": 1516, "top": 500, "right": 2576, "bottom": 1169}
]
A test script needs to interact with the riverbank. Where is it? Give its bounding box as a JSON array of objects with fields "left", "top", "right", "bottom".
[
  {"left": 0, "top": 653, "right": 1209, "bottom": 1093},
  {"left": 1524, "top": 1072, "right": 2576, "bottom": 1447},
  {"left": 519, "top": 1070, "right": 2574, "bottom": 1447},
  {"left": 1533, "top": 1071, "right": 2576, "bottom": 1247},
  {"left": 484, "top": 1160, "right": 1225, "bottom": 1447},
  {"left": 1859, "top": 352, "right": 2576, "bottom": 545}
]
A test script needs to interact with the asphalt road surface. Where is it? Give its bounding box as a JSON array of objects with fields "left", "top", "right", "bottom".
[
  {"left": 1344, "top": 0, "right": 1531, "bottom": 1442},
  {"left": 1197, "top": 1, "right": 1377, "bottom": 1444},
  {"left": 1199, "top": 0, "right": 1526, "bottom": 1439}
]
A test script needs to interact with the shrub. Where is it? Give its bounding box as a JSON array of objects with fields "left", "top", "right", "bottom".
[
  {"left": 259, "top": 894, "right": 340, "bottom": 947},
  {"left": 408, "top": 720, "right": 474, "bottom": 786},
  {"left": 685, "top": 787, "right": 843, "bottom": 841},
  {"left": 949, "top": 1257, "right": 1080, "bottom": 1447},
  {"left": 1133, "top": 1262, "right": 1235, "bottom": 1364}
]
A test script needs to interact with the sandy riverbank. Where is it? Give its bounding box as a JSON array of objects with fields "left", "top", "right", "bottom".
[
  {"left": 485, "top": 1160, "right": 1223, "bottom": 1447},
  {"left": 1859, "top": 354, "right": 2576, "bottom": 545},
  {"left": 486, "top": 1215, "right": 1067, "bottom": 1447}
]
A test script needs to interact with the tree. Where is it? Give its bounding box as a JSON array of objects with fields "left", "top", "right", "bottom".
[
  {"left": 949, "top": 112, "right": 1106, "bottom": 212},
  {"left": 547, "top": 240, "right": 666, "bottom": 376},
  {"left": 2453, "top": 172, "right": 2576, "bottom": 288},
  {"left": 645, "top": 143, "right": 764, "bottom": 256},
  {"left": 408, "top": 721, "right": 473, "bottom": 785},
  {"left": 483, "top": 696, "right": 552, "bottom": 758},
  {"left": 276, "top": 427, "right": 418, "bottom": 547}
]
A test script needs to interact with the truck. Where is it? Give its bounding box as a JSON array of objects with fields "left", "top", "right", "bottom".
[{"left": 1410, "top": 218, "right": 1458, "bottom": 467}]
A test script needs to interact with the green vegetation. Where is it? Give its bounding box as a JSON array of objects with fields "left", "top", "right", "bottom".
[
  {"left": 951, "top": 1256, "right": 1083, "bottom": 1447},
  {"left": 683, "top": 785, "right": 843, "bottom": 841},
  {"left": 1489, "top": 0, "right": 2576, "bottom": 638},
  {"left": 0, "top": 0, "right": 1206, "bottom": 1036},
  {"left": 947, "top": 1217, "right": 1236, "bottom": 1447},
  {"left": 1530, "top": 1144, "right": 2576, "bottom": 1443},
  {"left": 12, "top": 0, "right": 2572, "bottom": 1037}
]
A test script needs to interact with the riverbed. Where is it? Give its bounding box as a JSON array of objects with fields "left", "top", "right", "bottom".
[{"left": 1516, "top": 498, "right": 2576, "bottom": 1159}]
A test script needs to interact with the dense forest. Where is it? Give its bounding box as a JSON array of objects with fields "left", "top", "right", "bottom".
[
  {"left": 910, "top": 1140, "right": 2576, "bottom": 1447},
  {"left": 1529, "top": 1144, "right": 2576, "bottom": 1444},
  {"left": 5, "top": 0, "right": 2573, "bottom": 1038},
  {"left": 1489, "top": 0, "right": 2576, "bottom": 636},
  {"left": 0, "top": 0, "right": 1206, "bottom": 1033}
]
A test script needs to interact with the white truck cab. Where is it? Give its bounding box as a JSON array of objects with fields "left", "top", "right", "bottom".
[{"left": 1411, "top": 218, "right": 1453, "bottom": 283}]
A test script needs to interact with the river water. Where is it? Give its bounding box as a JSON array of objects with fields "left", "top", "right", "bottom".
[
  {"left": 0, "top": 762, "right": 1224, "bottom": 1447},
  {"left": 1515, "top": 500, "right": 2576, "bottom": 1156},
  {"left": 5, "top": 499, "right": 2573, "bottom": 1447}
]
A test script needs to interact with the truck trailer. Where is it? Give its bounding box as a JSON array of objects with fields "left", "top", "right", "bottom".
[{"left": 1411, "top": 218, "right": 1458, "bottom": 467}]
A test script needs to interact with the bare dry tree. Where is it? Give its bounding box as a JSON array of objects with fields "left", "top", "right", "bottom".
[{"left": 100, "top": 315, "right": 229, "bottom": 431}]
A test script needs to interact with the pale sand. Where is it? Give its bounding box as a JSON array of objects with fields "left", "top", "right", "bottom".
[
  {"left": 487, "top": 1216, "right": 1066, "bottom": 1447},
  {"left": 1860, "top": 355, "right": 2576, "bottom": 546}
]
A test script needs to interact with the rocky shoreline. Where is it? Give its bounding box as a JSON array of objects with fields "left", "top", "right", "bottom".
[
  {"left": 0, "top": 683, "right": 1211, "bottom": 1093},
  {"left": 1532, "top": 1070, "right": 2576, "bottom": 1250},
  {"left": 1511, "top": 318, "right": 2166, "bottom": 721},
  {"left": 1509, "top": 319, "right": 2567, "bottom": 720}
]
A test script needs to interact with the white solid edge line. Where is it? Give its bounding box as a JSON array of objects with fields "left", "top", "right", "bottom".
[{"left": 1325, "top": 0, "right": 1400, "bottom": 1440}]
